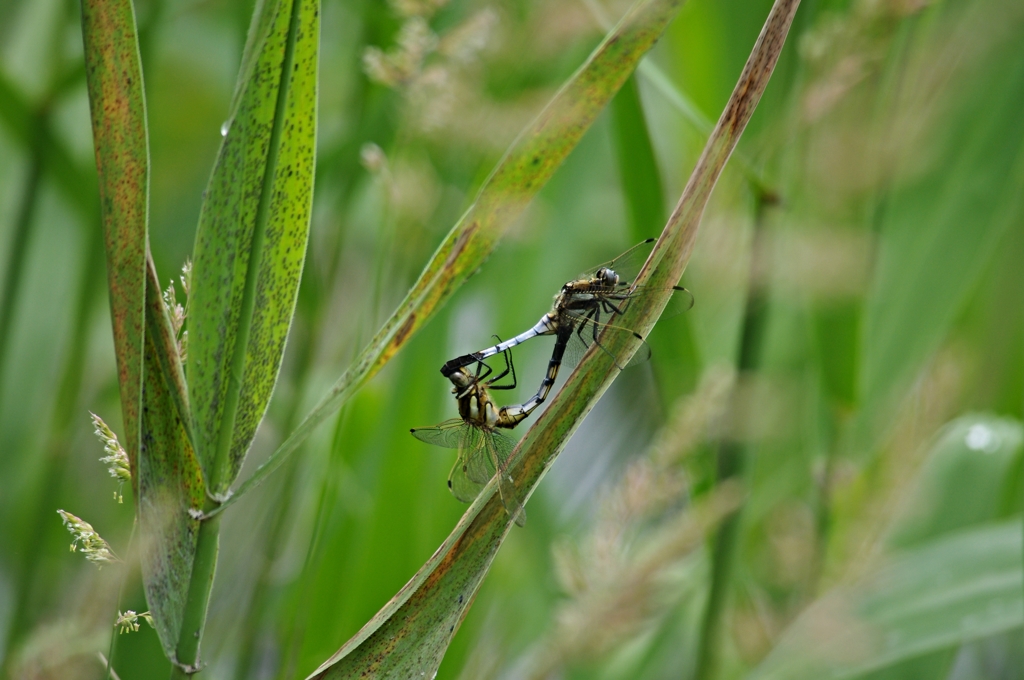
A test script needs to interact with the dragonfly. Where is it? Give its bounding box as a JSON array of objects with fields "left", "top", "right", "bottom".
[
  {"left": 411, "top": 345, "right": 537, "bottom": 526},
  {"left": 441, "top": 238, "right": 692, "bottom": 412}
]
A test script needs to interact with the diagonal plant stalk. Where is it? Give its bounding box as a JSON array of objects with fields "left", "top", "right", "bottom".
[
  {"left": 307, "top": 0, "right": 801, "bottom": 676},
  {"left": 209, "top": 0, "right": 691, "bottom": 519}
]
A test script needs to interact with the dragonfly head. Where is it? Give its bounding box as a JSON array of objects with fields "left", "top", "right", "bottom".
[
  {"left": 448, "top": 367, "right": 477, "bottom": 398},
  {"left": 595, "top": 266, "right": 620, "bottom": 287}
]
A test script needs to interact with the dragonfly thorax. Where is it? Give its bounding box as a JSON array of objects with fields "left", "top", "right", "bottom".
[
  {"left": 457, "top": 390, "right": 499, "bottom": 428},
  {"left": 449, "top": 367, "right": 500, "bottom": 429},
  {"left": 559, "top": 267, "right": 622, "bottom": 298}
]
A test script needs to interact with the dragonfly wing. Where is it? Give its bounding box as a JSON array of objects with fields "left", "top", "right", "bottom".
[
  {"left": 447, "top": 426, "right": 489, "bottom": 502},
  {"left": 561, "top": 313, "right": 648, "bottom": 371},
  {"left": 562, "top": 330, "right": 590, "bottom": 370},
  {"left": 623, "top": 336, "right": 653, "bottom": 368},
  {"left": 487, "top": 431, "right": 526, "bottom": 527},
  {"left": 626, "top": 284, "right": 694, "bottom": 319},
  {"left": 489, "top": 429, "right": 517, "bottom": 471},
  {"left": 459, "top": 426, "right": 494, "bottom": 485},
  {"left": 576, "top": 238, "right": 655, "bottom": 284},
  {"left": 411, "top": 419, "right": 467, "bottom": 449},
  {"left": 447, "top": 455, "right": 483, "bottom": 503},
  {"left": 666, "top": 285, "right": 695, "bottom": 315}
]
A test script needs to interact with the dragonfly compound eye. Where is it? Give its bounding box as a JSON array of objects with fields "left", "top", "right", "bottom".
[{"left": 449, "top": 369, "right": 472, "bottom": 388}]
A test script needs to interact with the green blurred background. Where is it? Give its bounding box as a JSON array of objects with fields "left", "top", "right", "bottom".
[{"left": 2, "top": 0, "right": 1024, "bottom": 678}]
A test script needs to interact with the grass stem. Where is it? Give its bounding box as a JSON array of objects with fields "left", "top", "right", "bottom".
[
  {"left": 0, "top": 154, "right": 41, "bottom": 400},
  {"left": 693, "top": 193, "right": 774, "bottom": 680}
]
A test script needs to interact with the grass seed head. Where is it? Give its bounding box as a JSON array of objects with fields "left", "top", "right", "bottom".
[{"left": 57, "top": 510, "right": 118, "bottom": 567}]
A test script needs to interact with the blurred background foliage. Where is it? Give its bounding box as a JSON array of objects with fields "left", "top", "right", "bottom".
[{"left": 1, "top": 0, "right": 1023, "bottom": 678}]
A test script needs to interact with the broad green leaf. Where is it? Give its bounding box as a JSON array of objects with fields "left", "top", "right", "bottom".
[
  {"left": 746, "top": 519, "right": 1023, "bottom": 680},
  {"left": 226, "top": 0, "right": 281, "bottom": 132},
  {"left": 839, "top": 414, "right": 1024, "bottom": 680},
  {"left": 889, "top": 414, "right": 1023, "bottom": 549},
  {"left": 139, "top": 255, "right": 205, "bottom": 659},
  {"left": 186, "top": 0, "right": 318, "bottom": 494},
  {"left": 306, "top": 1, "right": 800, "bottom": 677},
  {"left": 81, "top": 0, "right": 149, "bottom": 493},
  {"left": 214, "top": 0, "right": 691, "bottom": 516}
]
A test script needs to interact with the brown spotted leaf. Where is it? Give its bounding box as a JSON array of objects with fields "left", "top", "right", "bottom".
[{"left": 81, "top": 0, "right": 148, "bottom": 492}]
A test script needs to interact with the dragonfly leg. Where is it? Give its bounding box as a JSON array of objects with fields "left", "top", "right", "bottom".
[
  {"left": 578, "top": 307, "right": 603, "bottom": 349},
  {"left": 574, "top": 307, "right": 596, "bottom": 346},
  {"left": 588, "top": 306, "right": 630, "bottom": 369},
  {"left": 488, "top": 343, "right": 518, "bottom": 391},
  {"left": 474, "top": 355, "right": 494, "bottom": 383},
  {"left": 603, "top": 297, "right": 629, "bottom": 316},
  {"left": 590, "top": 308, "right": 602, "bottom": 344},
  {"left": 505, "top": 346, "right": 517, "bottom": 389}
]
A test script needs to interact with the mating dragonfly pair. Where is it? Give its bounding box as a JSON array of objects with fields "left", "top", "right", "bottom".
[{"left": 410, "top": 239, "right": 692, "bottom": 526}]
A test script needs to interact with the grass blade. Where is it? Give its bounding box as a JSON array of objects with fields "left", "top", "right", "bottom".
[
  {"left": 215, "top": 0, "right": 689, "bottom": 517},
  {"left": 0, "top": 67, "right": 99, "bottom": 222},
  {"left": 186, "top": 0, "right": 319, "bottom": 494},
  {"left": 611, "top": 73, "right": 665, "bottom": 240},
  {"left": 747, "top": 519, "right": 1023, "bottom": 680},
  {"left": 81, "top": 0, "right": 149, "bottom": 496},
  {"left": 0, "top": 158, "right": 41, "bottom": 394},
  {"left": 305, "top": 1, "right": 800, "bottom": 677},
  {"left": 138, "top": 254, "right": 205, "bottom": 659}
]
